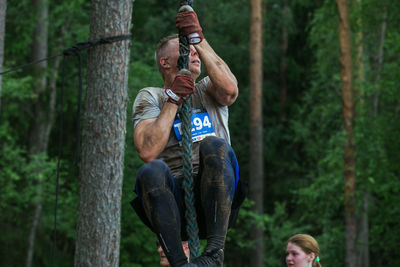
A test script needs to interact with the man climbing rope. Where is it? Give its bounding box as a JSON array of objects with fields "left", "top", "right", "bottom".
[{"left": 131, "top": 7, "right": 247, "bottom": 267}]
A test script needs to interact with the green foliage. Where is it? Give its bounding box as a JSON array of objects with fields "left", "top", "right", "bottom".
[
  {"left": 5, "top": 0, "right": 36, "bottom": 62},
  {"left": 0, "top": 121, "right": 62, "bottom": 266},
  {"left": 263, "top": 202, "right": 309, "bottom": 267},
  {"left": 285, "top": 1, "right": 400, "bottom": 266},
  {"left": 224, "top": 199, "right": 266, "bottom": 266},
  {"left": 1, "top": 0, "right": 400, "bottom": 266}
]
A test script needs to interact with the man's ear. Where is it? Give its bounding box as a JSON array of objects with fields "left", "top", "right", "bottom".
[{"left": 160, "top": 57, "right": 170, "bottom": 70}]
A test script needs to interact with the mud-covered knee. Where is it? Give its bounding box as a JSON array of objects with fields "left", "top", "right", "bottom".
[
  {"left": 200, "top": 136, "right": 230, "bottom": 156},
  {"left": 136, "top": 159, "right": 169, "bottom": 191}
]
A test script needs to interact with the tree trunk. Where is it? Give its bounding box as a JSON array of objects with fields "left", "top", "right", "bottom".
[
  {"left": 28, "top": 0, "right": 50, "bottom": 154},
  {"left": 358, "top": 194, "right": 369, "bottom": 267},
  {"left": 0, "top": 0, "right": 7, "bottom": 115},
  {"left": 74, "top": 1, "right": 132, "bottom": 266},
  {"left": 249, "top": 0, "right": 264, "bottom": 266},
  {"left": 26, "top": 186, "right": 42, "bottom": 267},
  {"left": 373, "top": 8, "right": 387, "bottom": 115},
  {"left": 280, "top": 0, "right": 288, "bottom": 121},
  {"left": 357, "top": 8, "right": 387, "bottom": 267},
  {"left": 355, "top": 0, "right": 364, "bottom": 104},
  {"left": 354, "top": 1, "right": 369, "bottom": 267},
  {"left": 26, "top": 1, "right": 48, "bottom": 266},
  {"left": 336, "top": 1, "right": 357, "bottom": 267}
]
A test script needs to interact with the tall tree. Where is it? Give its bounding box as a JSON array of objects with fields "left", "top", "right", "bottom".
[
  {"left": 280, "top": 0, "right": 288, "bottom": 121},
  {"left": 28, "top": 0, "right": 50, "bottom": 154},
  {"left": 373, "top": 7, "right": 387, "bottom": 115},
  {"left": 354, "top": 1, "right": 370, "bottom": 266},
  {"left": 0, "top": 0, "right": 5, "bottom": 114},
  {"left": 354, "top": 1, "right": 369, "bottom": 266},
  {"left": 26, "top": 1, "right": 49, "bottom": 266},
  {"left": 337, "top": 0, "right": 357, "bottom": 266},
  {"left": 74, "top": 0, "right": 132, "bottom": 266},
  {"left": 357, "top": 7, "right": 387, "bottom": 266},
  {"left": 249, "top": 0, "right": 264, "bottom": 266},
  {"left": 355, "top": 0, "right": 364, "bottom": 103}
]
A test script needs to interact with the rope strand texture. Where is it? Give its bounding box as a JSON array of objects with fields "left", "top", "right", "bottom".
[{"left": 177, "top": 0, "right": 200, "bottom": 259}]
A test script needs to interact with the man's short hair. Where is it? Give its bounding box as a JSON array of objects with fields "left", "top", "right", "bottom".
[{"left": 155, "top": 34, "right": 179, "bottom": 73}]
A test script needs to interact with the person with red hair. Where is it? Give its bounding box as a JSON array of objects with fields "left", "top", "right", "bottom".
[{"left": 286, "top": 234, "right": 322, "bottom": 267}]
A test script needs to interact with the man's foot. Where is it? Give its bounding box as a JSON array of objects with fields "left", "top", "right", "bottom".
[{"left": 187, "top": 248, "right": 224, "bottom": 267}]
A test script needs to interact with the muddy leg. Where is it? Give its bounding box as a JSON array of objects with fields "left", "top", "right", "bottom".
[
  {"left": 136, "top": 160, "right": 188, "bottom": 267},
  {"left": 198, "top": 137, "right": 236, "bottom": 252}
]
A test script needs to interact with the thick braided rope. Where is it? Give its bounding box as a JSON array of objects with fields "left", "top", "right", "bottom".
[
  {"left": 181, "top": 97, "right": 200, "bottom": 259},
  {"left": 178, "top": 0, "right": 200, "bottom": 259}
]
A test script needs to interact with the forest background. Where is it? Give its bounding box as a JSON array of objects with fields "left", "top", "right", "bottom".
[{"left": 1, "top": 0, "right": 399, "bottom": 266}]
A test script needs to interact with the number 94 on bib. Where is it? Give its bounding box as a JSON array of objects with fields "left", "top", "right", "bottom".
[{"left": 173, "top": 112, "right": 216, "bottom": 143}]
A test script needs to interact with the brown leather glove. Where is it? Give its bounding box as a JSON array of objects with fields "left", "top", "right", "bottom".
[
  {"left": 165, "top": 69, "right": 195, "bottom": 105},
  {"left": 176, "top": 11, "right": 204, "bottom": 45}
]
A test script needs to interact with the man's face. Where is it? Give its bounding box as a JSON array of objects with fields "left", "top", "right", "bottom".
[
  {"left": 157, "top": 241, "right": 190, "bottom": 266},
  {"left": 157, "top": 244, "right": 169, "bottom": 266},
  {"left": 166, "top": 38, "right": 201, "bottom": 79}
]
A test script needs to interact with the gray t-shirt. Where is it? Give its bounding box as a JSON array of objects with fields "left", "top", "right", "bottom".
[{"left": 132, "top": 76, "right": 231, "bottom": 178}]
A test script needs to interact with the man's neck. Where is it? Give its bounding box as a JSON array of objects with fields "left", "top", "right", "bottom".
[{"left": 163, "top": 72, "right": 176, "bottom": 89}]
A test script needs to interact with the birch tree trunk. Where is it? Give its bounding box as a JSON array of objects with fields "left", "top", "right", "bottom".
[
  {"left": 249, "top": 0, "right": 264, "bottom": 266},
  {"left": 336, "top": 1, "right": 357, "bottom": 266},
  {"left": 74, "top": 1, "right": 132, "bottom": 266},
  {"left": 0, "top": 0, "right": 6, "bottom": 115}
]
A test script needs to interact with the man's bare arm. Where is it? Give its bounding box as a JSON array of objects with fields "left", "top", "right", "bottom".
[
  {"left": 134, "top": 102, "right": 178, "bottom": 162},
  {"left": 194, "top": 39, "right": 238, "bottom": 106}
]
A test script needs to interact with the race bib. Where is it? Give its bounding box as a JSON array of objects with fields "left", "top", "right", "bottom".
[{"left": 173, "top": 112, "right": 216, "bottom": 143}]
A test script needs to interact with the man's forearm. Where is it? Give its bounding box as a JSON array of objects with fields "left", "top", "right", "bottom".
[
  {"left": 194, "top": 39, "right": 238, "bottom": 105},
  {"left": 134, "top": 102, "right": 178, "bottom": 162}
]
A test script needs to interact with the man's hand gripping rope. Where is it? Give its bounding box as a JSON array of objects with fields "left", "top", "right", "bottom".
[{"left": 165, "top": 69, "right": 195, "bottom": 105}]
